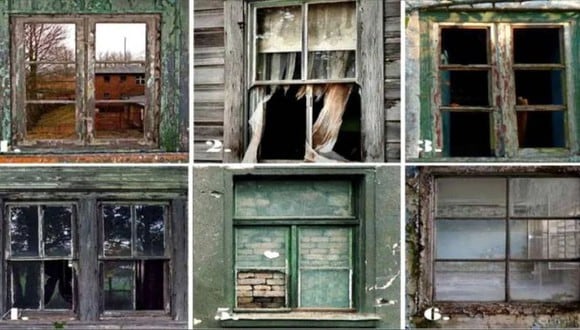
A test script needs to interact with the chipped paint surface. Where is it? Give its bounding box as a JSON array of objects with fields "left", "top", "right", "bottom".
[{"left": 0, "top": 0, "right": 188, "bottom": 156}]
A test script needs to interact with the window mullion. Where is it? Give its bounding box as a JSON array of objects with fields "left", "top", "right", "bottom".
[
  {"left": 289, "top": 225, "right": 298, "bottom": 308},
  {"left": 306, "top": 85, "right": 313, "bottom": 147},
  {"left": 302, "top": 4, "right": 308, "bottom": 81},
  {"left": 505, "top": 177, "right": 511, "bottom": 302},
  {"left": 85, "top": 17, "right": 95, "bottom": 145},
  {"left": 497, "top": 23, "right": 518, "bottom": 157},
  {"left": 38, "top": 205, "right": 44, "bottom": 258}
]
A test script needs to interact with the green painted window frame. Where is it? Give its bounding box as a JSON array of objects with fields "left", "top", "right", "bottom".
[
  {"left": 221, "top": 168, "right": 381, "bottom": 328},
  {"left": 418, "top": 11, "right": 580, "bottom": 161}
]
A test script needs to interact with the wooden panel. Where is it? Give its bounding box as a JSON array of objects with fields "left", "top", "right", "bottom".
[
  {"left": 195, "top": 9, "right": 225, "bottom": 30},
  {"left": 194, "top": 66, "right": 225, "bottom": 85},
  {"left": 170, "top": 198, "right": 187, "bottom": 321},
  {"left": 78, "top": 198, "right": 99, "bottom": 321},
  {"left": 359, "top": 0, "right": 385, "bottom": 161},
  {"left": 194, "top": 0, "right": 225, "bottom": 11}
]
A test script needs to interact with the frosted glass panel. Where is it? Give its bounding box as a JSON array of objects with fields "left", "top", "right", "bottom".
[
  {"left": 435, "top": 262, "right": 505, "bottom": 301},
  {"left": 510, "top": 178, "right": 580, "bottom": 217},
  {"left": 436, "top": 220, "right": 505, "bottom": 259},
  {"left": 437, "top": 178, "right": 506, "bottom": 217}
]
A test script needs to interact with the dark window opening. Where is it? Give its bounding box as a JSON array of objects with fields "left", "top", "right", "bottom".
[
  {"left": 444, "top": 112, "right": 491, "bottom": 157},
  {"left": 120, "top": 75, "right": 127, "bottom": 82},
  {"left": 11, "top": 261, "right": 74, "bottom": 310},
  {"left": 517, "top": 111, "right": 565, "bottom": 148},
  {"left": 514, "top": 28, "right": 561, "bottom": 64},
  {"left": 515, "top": 70, "right": 563, "bottom": 105},
  {"left": 103, "top": 75, "right": 111, "bottom": 83},
  {"left": 441, "top": 71, "right": 489, "bottom": 106},
  {"left": 441, "top": 28, "right": 488, "bottom": 65},
  {"left": 260, "top": 86, "right": 307, "bottom": 160}
]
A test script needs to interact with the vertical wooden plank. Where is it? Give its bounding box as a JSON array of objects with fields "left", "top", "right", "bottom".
[
  {"left": 0, "top": 0, "right": 10, "bottom": 142},
  {"left": 359, "top": 0, "right": 385, "bottom": 162},
  {"left": 171, "top": 197, "right": 187, "bottom": 321},
  {"left": 497, "top": 23, "right": 517, "bottom": 157},
  {"left": 86, "top": 17, "right": 96, "bottom": 144},
  {"left": 564, "top": 23, "right": 577, "bottom": 154},
  {"left": 490, "top": 23, "right": 504, "bottom": 157},
  {"left": 0, "top": 198, "right": 4, "bottom": 315},
  {"left": 11, "top": 17, "right": 25, "bottom": 144},
  {"left": 77, "top": 197, "right": 99, "bottom": 321},
  {"left": 223, "top": 0, "right": 244, "bottom": 163},
  {"left": 429, "top": 22, "right": 441, "bottom": 157}
]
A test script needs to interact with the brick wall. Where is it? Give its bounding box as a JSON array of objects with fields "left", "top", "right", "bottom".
[{"left": 236, "top": 270, "right": 286, "bottom": 308}]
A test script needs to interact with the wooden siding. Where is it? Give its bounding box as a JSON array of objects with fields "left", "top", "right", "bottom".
[{"left": 193, "top": 0, "right": 401, "bottom": 162}]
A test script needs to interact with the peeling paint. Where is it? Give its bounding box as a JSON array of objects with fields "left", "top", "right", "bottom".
[{"left": 369, "top": 271, "right": 400, "bottom": 291}]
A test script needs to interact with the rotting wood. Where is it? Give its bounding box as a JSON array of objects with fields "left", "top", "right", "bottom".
[
  {"left": 170, "top": 197, "right": 187, "bottom": 321},
  {"left": 78, "top": 198, "right": 99, "bottom": 321},
  {"left": 0, "top": 152, "right": 187, "bottom": 163}
]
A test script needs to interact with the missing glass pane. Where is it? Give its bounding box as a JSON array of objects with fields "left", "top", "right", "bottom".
[
  {"left": 103, "top": 205, "right": 132, "bottom": 256},
  {"left": 515, "top": 70, "right": 563, "bottom": 105},
  {"left": 510, "top": 262, "right": 579, "bottom": 301},
  {"left": 26, "top": 64, "right": 76, "bottom": 101},
  {"left": 441, "top": 71, "right": 489, "bottom": 106},
  {"left": 95, "top": 102, "right": 144, "bottom": 139},
  {"left": 436, "top": 220, "right": 505, "bottom": 259},
  {"left": 43, "top": 206, "right": 72, "bottom": 257},
  {"left": 24, "top": 23, "right": 76, "bottom": 62},
  {"left": 517, "top": 111, "right": 565, "bottom": 148},
  {"left": 443, "top": 112, "right": 492, "bottom": 157},
  {"left": 104, "top": 261, "right": 134, "bottom": 310},
  {"left": 10, "top": 206, "right": 39, "bottom": 257},
  {"left": 236, "top": 270, "right": 286, "bottom": 309},
  {"left": 25, "top": 104, "right": 76, "bottom": 140},
  {"left": 11, "top": 262, "right": 41, "bottom": 309},
  {"left": 514, "top": 28, "right": 561, "bottom": 64},
  {"left": 44, "top": 260, "right": 73, "bottom": 309},
  {"left": 435, "top": 262, "right": 505, "bottom": 301},
  {"left": 136, "top": 260, "right": 164, "bottom": 310},
  {"left": 95, "top": 23, "right": 146, "bottom": 62},
  {"left": 136, "top": 205, "right": 165, "bottom": 257},
  {"left": 441, "top": 28, "right": 488, "bottom": 65}
]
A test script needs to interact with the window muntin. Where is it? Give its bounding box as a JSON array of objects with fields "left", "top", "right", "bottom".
[
  {"left": 244, "top": 1, "right": 361, "bottom": 162},
  {"left": 12, "top": 16, "right": 158, "bottom": 148},
  {"left": 233, "top": 178, "right": 357, "bottom": 311},
  {"left": 434, "top": 23, "right": 569, "bottom": 157},
  {"left": 100, "top": 203, "right": 167, "bottom": 311},
  {"left": 7, "top": 204, "right": 76, "bottom": 310},
  {"left": 434, "top": 177, "right": 580, "bottom": 302}
]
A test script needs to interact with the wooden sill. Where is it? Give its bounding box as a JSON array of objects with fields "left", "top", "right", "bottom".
[
  {"left": 219, "top": 311, "right": 380, "bottom": 328},
  {"left": 0, "top": 152, "right": 188, "bottom": 163}
]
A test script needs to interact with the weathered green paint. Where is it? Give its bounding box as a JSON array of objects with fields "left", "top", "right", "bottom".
[
  {"left": 193, "top": 166, "right": 400, "bottom": 329},
  {"left": 417, "top": 10, "right": 580, "bottom": 161},
  {"left": 0, "top": 0, "right": 188, "bottom": 152}
]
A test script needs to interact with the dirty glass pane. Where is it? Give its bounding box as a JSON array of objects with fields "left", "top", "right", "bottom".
[
  {"left": 104, "top": 261, "right": 134, "bottom": 310},
  {"left": 43, "top": 206, "right": 72, "bottom": 257},
  {"left": 442, "top": 112, "right": 492, "bottom": 157},
  {"left": 11, "top": 262, "right": 41, "bottom": 309},
  {"left": 95, "top": 23, "right": 146, "bottom": 62},
  {"left": 435, "top": 262, "right": 505, "bottom": 301},
  {"left": 437, "top": 178, "right": 506, "bottom": 217},
  {"left": 510, "top": 178, "right": 580, "bottom": 217},
  {"left": 440, "top": 70, "right": 489, "bottom": 106},
  {"left": 510, "top": 262, "right": 579, "bottom": 301},
  {"left": 307, "top": 2, "right": 356, "bottom": 79},
  {"left": 256, "top": 6, "right": 301, "bottom": 81},
  {"left": 515, "top": 70, "right": 563, "bottom": 105},
  {"left": 441, "top": 28, "right": 488, "bottom": 65},
  {"left": 514, "top": 28, "right": 561, "bottom": 64},
  {"left": 44, "top": 260, "right": 73, "bottom": 309},
  {"left": 236, "top": 227, "right": 287, "bottom": 269},
  {"left": 94, "top": 101, "right": 144, "bottom": 139},
  {"left": 26, "top": 64, "right": 76, "bottom": 100},
  {"left": 136, "top": 205, "right": 164, "bottom": 257},
  {"left": 436, "top": 220, "right": 505, "bottom": 259},
  {"left": 136, "top": 260, "right": 164, "bottom": 310},
  {"left": 103, "top": 205, "right": 132, "bottom": 256},
  {"left": 25, "top": 104, "right": 76, "bottom": 140},
  {"left": 235, "top": 180, "right": 353, "bottom": 217},
  {"left": 24, "top": 24, "right": 76, "bottom": 62},
  {"left": 10, "top": 206, "right": 39, "bottom": 257},
  {"left": 299, "top": 228, "right": 351, "bottom": 308},
  {"left": 517, "top": 111, "right": 565, "bottom": 148},
  {"left": 511, "top": 220, "right": 580, "bottom": 259}
]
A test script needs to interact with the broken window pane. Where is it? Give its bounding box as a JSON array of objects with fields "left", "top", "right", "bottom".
[
  {"left": 510, "top": 262, "right": 579, "bottom": 301},
  {"left": 256, "top": 6, "right": 302, "bottom": 81},
  {"left": 44, "top": 260, "right": 73, "bottom": 309},
  {"left": 436, "top": 220, "right": 505, "bottom": 259},
  {"left": 510, "top": 178, "right": 580, "bottom": 217},
  {"left": 24, "top": 23, "right": 76, "bottom": 62},
  {"left": 104, "top": 261, "right": 134, "bottom": 310},
  {"left": 299, "top": 228, "right": 351, "bottom": 308},
  {"left": 307, "top": 2, "right": 356, "bottom": 79},
  {"left": 11, "top": 262, "right": 41, "bottom": 309},
  {"left": 441, "top": 28, "right": 488, "bottom": 65},
  {"left": 442, "top": 111, "right": 492, "bottom": 157},
  {"left": 235, "top": 228, "right": 288, "bottom": 309},
  {"left": 511, "top": 220, "right": 580, "bottom": 259},
  {"left": 95, "top": 23, "right": 146, "bottom": 62},
  {"left": 435, "top": 262, "right": 505, "bottom": 301},
  {"left": 135, "top": 205, "right": 165, "bottom": 257},
  {"left": 514, "top": 28, "right": 561, "bottom": 64},
  {"left": 437, "top": 178, "right": 506, "bottom": 217},
  {"left": 10, "top": 206, "right": 39, "bottom": 257},
  {"left": 440, "top": 71, "right": 489, "bottom": 106},
  {"left": 25, "top": 104, "right": 76, "bottom": 140},
  {"left": 26, "top": 64, "right": 76, "bottom": 101},
  {"left": 235, "top": 180, "right": 353, "bottom": 218},
  {"left": 95, "top": 102, "right": 144, "bottom": 139},
  {"left": 43, "top": 206, "right": 72, "bottom": 257},
  {"left": 136, "top": 260, "right": 164, "bottom": 310},
  {"left": 517, "top": 111, "right": 565, "bottom": 148},
  {"left": 515, "top": 70, "right": 563, "bottom": 105},
  {"left": 103, "top": 205, "right": 132, "bottom": 256}
]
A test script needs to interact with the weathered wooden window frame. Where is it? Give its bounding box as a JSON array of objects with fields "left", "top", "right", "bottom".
[
  {"left": 5, "top": 202, "right": 78, "bottom": 312},
  {"left": 11, "top": 15, "right": 160, "bottom": 150},
  {"left": 416, "top": 167, "right": 580, "bottom": 315},
  {"left": 224, "top": 0, "right": 384, "bottom": 162},
  {"left": 220, "top": 168, "right": 380, "bottom": 328},
  {"left": 419, "top": 12, "right": 578, "bottom": 160},
  {"left": 98, "top": 202, "right": 170, "bottom": 316}
]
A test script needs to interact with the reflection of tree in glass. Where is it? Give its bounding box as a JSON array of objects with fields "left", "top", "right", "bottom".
[
  {"left": 104, "top": 205, "right": 132, "bottom": 256},
  {"left": 10, "top": 206, "right": 39, "bottom": 257},
  {"left": 136, "top": 205, "right": 164, "bottom": 256},
  {"left": 43, "top": 206, "right": 72, "bottom": 257}
]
